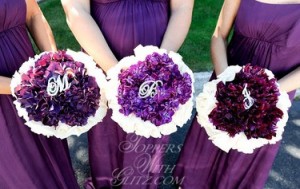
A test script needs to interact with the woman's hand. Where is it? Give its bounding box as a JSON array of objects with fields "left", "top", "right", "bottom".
[
  {"left": 214, "top": 63, "right": 228, "bottom": 76},
  {"left": 0, "top": 77, "right": 12, "bottom": 94},
  {"left": 210, "top": 0, "right": 241, "bottom": 75},
  {"left": 61, "top": 0, "right": 118, "bottom": 73},
  {"left": 26, "top": 0, "right": 57, "bottom": 52},
  {"left": 160, "top": 0, "right": 194, "bottom": 52},
  {"left": 278, "top": 66, "right": 300, "bottom": 93}
]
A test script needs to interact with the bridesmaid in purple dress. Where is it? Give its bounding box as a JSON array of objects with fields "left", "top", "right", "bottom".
[
  {"left": 174, "top": 0, "right": 300, "bottom": 188},
  {"left": 0, "top": 0, "right": 79, "bottom": 188},
  {"left": 62, "top": 0, "right": 194, "bottom": 188}
]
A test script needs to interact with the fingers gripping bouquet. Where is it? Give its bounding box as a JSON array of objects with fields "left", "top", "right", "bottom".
[
  {"left": 106, "top": 45, "right": 194, "bottom": 138},
  {"left": 196, "top": 64, "right": 291, "bottom": 153},
  {"left": 11, "top": 50, "right": 107, "bottom": 139}
]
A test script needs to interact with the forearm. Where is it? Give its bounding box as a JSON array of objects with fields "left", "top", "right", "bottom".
[
  {"left": 278, "top": 66, "right": 300, "bottom": 93},
  {"left": 210, "top": 33, "right": 228, "bottom": 76},
  {"left": 0, "top": 76, "right": 12, "bottom": 94},
  {"left": 26, "top": 11, "right": 57, "bottom": 52},
  {"left": 160, "top": 0, "right": 194, "bottom": 52},
  {"left": 62, "top": 2, "right": 117, "bottom": 73},
  {"left": 210, "top": 0, "right": 241, "bottom": 76}
]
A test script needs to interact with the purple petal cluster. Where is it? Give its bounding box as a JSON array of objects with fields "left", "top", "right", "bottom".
[
  {"left": 209, "top": 64, "right": 283, "bottom": 139},
  {"left": 117, "top": 52, "right": 192, "bottom": 126},
  {"left": 14, "top": 51, "right": 101, "bottom": 126}
]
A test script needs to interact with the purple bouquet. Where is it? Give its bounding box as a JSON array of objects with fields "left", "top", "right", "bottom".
[
  {"left": 106, "top": 45, "right": 194, "bottom": 138},
  {"left": 11, "top": 50, "right": 107, "bottom": 139},
  {"left": 196, "top": 64, "right": 291, "bottom": 153}
]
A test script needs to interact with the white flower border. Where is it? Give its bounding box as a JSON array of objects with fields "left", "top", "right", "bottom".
[
  {"left": 106, "top": 45, "right": 195, "bottom": 138},
  {"left": 10, "top": 50, "right": 108, "bottom": 139},
  {"left": 196, "top": 65, "right": 291, "bottom": 153}
]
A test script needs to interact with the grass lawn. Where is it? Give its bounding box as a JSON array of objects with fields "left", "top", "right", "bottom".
[
  {"left": 178, "top": 0, "right": 222, "bottom": 71},
  {"left": 38, "top": 0, "right": 223, "bottom": 72}
]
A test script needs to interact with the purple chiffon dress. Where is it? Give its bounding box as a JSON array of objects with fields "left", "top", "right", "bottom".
[
  {"left": 0, "top": 0, "right": 79, "bottom": 188},
  {"left": 84, "top": 0, "right": 170, "bottom": 189},
  {"left": 174, "top": 0, "right": 300, "bottom": 188}
]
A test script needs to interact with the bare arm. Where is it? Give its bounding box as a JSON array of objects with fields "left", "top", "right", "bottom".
[
  {"left": 179, "top": 3, "right": 240, "bottom": 187},
  {"left": 210, "top": 0, "right": 241, "bottom": 76},
  {"left": 26, "top": 0, "right": 57, "bottom": 52},
  {"left": 61, "top": 0, "right": 118, "bottom": 73},
  {"left": 0, "top": 0, "right": 57, "bottom": 94},
  {"left": 160, "top": 0, "right": 194, "bottom": 52},
  {"left": 0, "top": 77, "right": 12, "bottom": 94},
  {"left": 278, "top": 66, "right": 300, "bottom": 93}
]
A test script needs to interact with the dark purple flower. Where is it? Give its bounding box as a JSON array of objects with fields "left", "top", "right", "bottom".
[
  {"left": 14, "top": 50, "right": 101, "bottom": 127},
  {"left": 117, "top": 52, "right": 192, "bottom": 126},
  {"left": 208, "top": 64, "right": 283, "bottom": 140}
]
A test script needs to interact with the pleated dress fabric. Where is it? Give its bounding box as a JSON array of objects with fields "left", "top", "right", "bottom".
[
  {"left": 174, "top": 1, "right": 300, "bottom": 188},
  {"left": 84, "top": 0, "right": 170, "bottom": 188},
  {"left": 0, "top": 1, "right": 79, "bottom": 188}
]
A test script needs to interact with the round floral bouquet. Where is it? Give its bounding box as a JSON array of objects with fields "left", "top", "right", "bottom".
[
  {"left": 10, "top": 50, "right": 107, "bottom": 139},
  {"left": 106, "top": 45, "right": 194, "bottom": 138},
  {"left": 196, "top": 64, "right": 291, "bottom": 153}
]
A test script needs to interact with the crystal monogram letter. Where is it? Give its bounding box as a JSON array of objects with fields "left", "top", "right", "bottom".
[
  {"left": 47, "top": 74, "right": 72, "bottom": 96},
  {"left": 242, "top": 84, "right": 255, "bottom": 110},
  {"left": 138, "top": 80, "right": 163, "bottom": 98}
]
